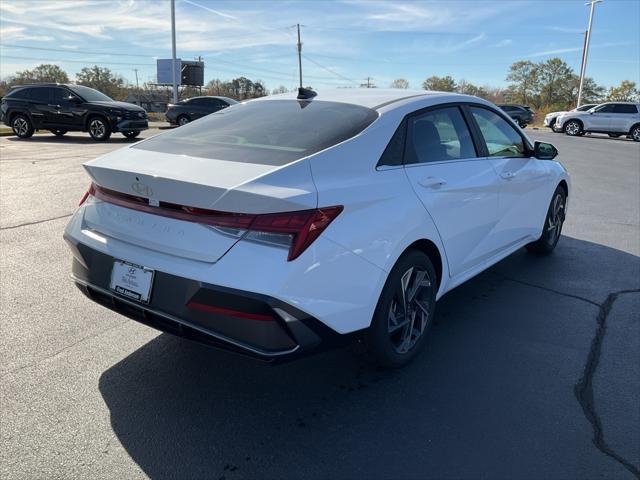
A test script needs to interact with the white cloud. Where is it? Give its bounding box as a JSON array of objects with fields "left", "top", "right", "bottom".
[{"left": 526, "top": 42, "right": 631, "bottom": 58}]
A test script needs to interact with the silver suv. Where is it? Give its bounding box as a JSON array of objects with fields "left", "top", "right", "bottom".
[{"left": 556, "top": 102, "right": 640, "bottom": 141}]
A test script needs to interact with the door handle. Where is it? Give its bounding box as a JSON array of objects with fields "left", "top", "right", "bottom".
[
  {"left": 419, "top": 177, "right": 447, "bottom": 188},
  {"left": 500, "top": 171, "right": 516, "bottom": 180}
]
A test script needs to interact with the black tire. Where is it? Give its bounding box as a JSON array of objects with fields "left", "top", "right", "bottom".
[
  {"left": 177, "top": 115, "right": 190, "bottom": 126},
  {"left": 526, "top": 186, "right": 566, "bottom": 254},
  {"left": 364, "top": 250, "right": 437, "bottom": 368},
  {"left": 50, "top": 129, "right": 67, "bottom": 137},
  {"left": 518, "top": 120, "right": 527, "bottom": 129},
  {"left": 123, "top": 130, "right": 140, "bottom": 139},
  {"left": 548, "top": 118, "right": 557, "bottom": 130},
  {"left": 564, "top": 120, "right": 582, "bottom": 136},
  {"left": 608, "top": 133, "right": 622, "bottom": 138},
  {"left": 11, "top": 114, "right": 34, "bottom": 138},
  {"left": 630, "top": 124, "right": 640, "bottom": 142}
]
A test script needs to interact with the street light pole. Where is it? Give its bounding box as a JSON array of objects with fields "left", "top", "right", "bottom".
[
  {"left": 296, "top": 24, "right": 303, "bottom": 90},
  {"left": 170, "top": 0, "right": 178, "bottom": 104},
  {"left": 577, "top": 0, "right": 603, "bottom": 107}
]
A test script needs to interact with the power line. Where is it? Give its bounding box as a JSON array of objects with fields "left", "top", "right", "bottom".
[
  {"left": 301, "top": 54, "right": 358, "bottom": 84},
  {"left": 0, "top": 54, "right": 156, "bottom": 66}
]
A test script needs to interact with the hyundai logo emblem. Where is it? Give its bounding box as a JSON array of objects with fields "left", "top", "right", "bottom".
[{"left": 131, "top": 182, "right": 153, "bottom": 197}]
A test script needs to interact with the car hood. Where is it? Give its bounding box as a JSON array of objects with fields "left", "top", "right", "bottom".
[
  {"left": 86, "top": 101, "right": 145, "bottom": 112},
  {"left": 546, "top": 111, "right": 566, "bottom": 117}
]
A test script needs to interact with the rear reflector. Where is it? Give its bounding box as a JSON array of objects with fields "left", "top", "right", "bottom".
[
  {"left": 186, "top": 301, "right": 274, "bottom": 321},
  {"left": 83, "top": 182, "right": 343, "bottom": 261}
]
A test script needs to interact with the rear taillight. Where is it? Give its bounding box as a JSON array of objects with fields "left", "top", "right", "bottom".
[
  {"left": 78, "top": 183, "right": 95, "bottom": 206},
  {"left": 86, "top": 182, "right": 343, "bottom": 261},
  {"left": 248, "top": 206, "right": 343, "bottom": 260}
]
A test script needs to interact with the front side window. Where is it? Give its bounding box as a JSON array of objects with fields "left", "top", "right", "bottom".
[
  {"left": 135, "top": 100, "right": 378, "bottom": 165},
  {"left": 470, "top": 106, "right": 527, "bottom": 158},
  {"left": 613, "top": 104, "right": 638, "bottom": 114},
  {"left": 51, "top": 88, "right": 78, "bottom": 104},
  {"left": 405, "top": 107, "right": 476, "bottom": 164}
]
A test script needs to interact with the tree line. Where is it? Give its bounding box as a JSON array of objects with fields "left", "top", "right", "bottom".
[
  {"left": 390, "top": 57, "right": 638, "bottom": 112},
  {"left": 0, "top": 64, "right": 273, "bottom": 101},
  {"left": 1, "top": 59, "right": 637, "bottom": 112}
]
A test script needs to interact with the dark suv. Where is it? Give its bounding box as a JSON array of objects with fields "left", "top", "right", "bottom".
[
  {"left": 497, "top": 104, "right": 535, "bottom": 128},
  {"left": 1, "top": 83, "right": 148, "bottom": 141},
  {"left": 165, "top": 96, "right": 237, "bottom": 126}
]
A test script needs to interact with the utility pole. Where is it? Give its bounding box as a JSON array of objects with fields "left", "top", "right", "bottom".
[
  {"left": 577, "top": 0, "right": 603, "bottom": 107},
  {"left": 296, "top": 24, "right": 303, "bottom": 90},
  {"left": 361, "top": 77, "right": 374, "bottom": 88},
  {"left": 133, "top": 68, "right": 140, "bottom": 106},
  {"left": 197, "top": 55, "right": 202, "bottom": 95},
  {"left": 170, "top": 0, "right": 178, "bottom": 104}
]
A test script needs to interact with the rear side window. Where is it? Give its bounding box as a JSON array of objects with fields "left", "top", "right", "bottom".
[
  {"left": 135, "top": 100, "right": 378, "bottom": 165},
  {"left": 405, "top": 107, "right": 476, "bottom": 164},
  {"left": 29, "top": 88, "right": 50, "bottom": 104},
  {"left": 613, "top": 104, "right": 638, "bottom": 114},
  {"left": 470, "top": 106, "right": 527, "bottom": 158},
  {"left": 5, "top": 87, "right": 29, "bottom": 99}
]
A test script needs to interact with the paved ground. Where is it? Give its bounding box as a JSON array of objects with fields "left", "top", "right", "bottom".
[{"left": 1, "top": 128, "right": 638, "bottom": 480}]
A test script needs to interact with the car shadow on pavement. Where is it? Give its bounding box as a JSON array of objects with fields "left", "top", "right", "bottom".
[
  {"left": 98, "top": 236, "right": 639, "bottom": 480},
  {"left": 4, "top": 135, "right": 139, "bottom": 144}
]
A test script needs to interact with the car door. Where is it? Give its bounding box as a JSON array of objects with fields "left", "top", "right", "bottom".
[
  {"left": 609, "top": 103, "right": 639, "bottom": 133},
  {"left": 402, "top": 105, "right": 501, "bottom": 277},
  {"left": 27, "top": 88, "right": 53, "bottom": 127},
  {"left": 50, "top": 87, "right": 82, "bottom": 127},
  {"left": 587, "top": 103, "right": 615, "bottom": 130},
  {"left": 468, "top": 105, "right": 553, "bottom": 249}
]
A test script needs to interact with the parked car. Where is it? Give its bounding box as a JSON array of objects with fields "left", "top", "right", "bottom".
[
  {"left": 1, "top": 83, "right": 148, "bottom": 141},
  {"left": 498, "top": 104, "right": 534, "bottom": 128},
  {"left": 544, "top": 104, "right": 597, "bottom": 130},
  {"left": 555, "top": 102, "right": 640, "bottom": 140},
  {"left": 165, "top": 96, "right": 238, "bottom": 126},
  {"left": 65, "top": 89, "right": 570, "bottom": 367}
]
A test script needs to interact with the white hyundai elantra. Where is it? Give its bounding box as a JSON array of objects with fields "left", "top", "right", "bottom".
[{"left": 64, "top": 88, "right": 570, "bottom": 367}]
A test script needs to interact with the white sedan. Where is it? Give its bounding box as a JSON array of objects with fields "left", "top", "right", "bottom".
[{"left": 64, "top": 89, "right": 570, "bottom": 367}]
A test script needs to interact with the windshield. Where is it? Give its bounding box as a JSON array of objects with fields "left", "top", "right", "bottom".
[
  {"left": 69, "top": 85, "right": 113, "bottom": 102},
  {"left": 135, "top": 100, "right": 378, "bottom": 166}
]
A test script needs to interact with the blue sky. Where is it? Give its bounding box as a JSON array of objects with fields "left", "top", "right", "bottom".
[{"left": 1, "top": 0, "right": 638, "bottom": 90}]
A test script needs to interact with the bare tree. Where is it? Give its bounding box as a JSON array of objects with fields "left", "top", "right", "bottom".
[{"left": 390, "top": 78, "right": 409, "bottom": 89}]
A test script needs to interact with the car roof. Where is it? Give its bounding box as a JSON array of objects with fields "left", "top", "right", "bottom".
[{"left": 254, "top": 88, "right": 458, "bottom": 110}]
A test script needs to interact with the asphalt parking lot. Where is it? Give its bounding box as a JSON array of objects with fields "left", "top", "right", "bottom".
[{"left": 1, "top": 128, "right": 638, "bottom": 480}]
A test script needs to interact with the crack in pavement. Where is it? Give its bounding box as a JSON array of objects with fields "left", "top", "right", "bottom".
[
  {"left": 575, "top": 289, "right": 640, "bottom": 479},
  {"left": 496, "top": 273, "right": 639, "bottom": 477},
  {"left": 0, "top": 213, "right": 73, "bottom": 231},
  {"left": 496, "top": 273, "right": 601, "bottom": 307}
]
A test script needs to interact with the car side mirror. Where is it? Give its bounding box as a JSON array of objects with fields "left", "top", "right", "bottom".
[
  {"left": 534, "top": 141, "right": 558, "bottom": 160},
  {"left": 67, "top": 95, "right": 81, "bottom": 103}
]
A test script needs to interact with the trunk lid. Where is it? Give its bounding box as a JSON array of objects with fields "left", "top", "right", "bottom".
[{"left": 81, "top": 147, "right": 317, "bottom": 263}]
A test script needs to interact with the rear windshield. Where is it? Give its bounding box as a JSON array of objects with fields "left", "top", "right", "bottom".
[{"left": 134, "top": 100, "right": 378, "bottom": 165}]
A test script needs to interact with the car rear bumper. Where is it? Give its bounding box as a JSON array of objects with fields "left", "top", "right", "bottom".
[{"left": 67, "top": 239, "right": 346, "bottom": 362}]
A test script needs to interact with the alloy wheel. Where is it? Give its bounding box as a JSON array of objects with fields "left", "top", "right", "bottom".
[
  {"left": 388, "top": 267, "right": 433, "bottom": 354},
  {"left": 90, "top": 119, "right": 106, "bottom": 139},
  {"left": 178, "top": 116, "right": 190, "bottom": 126},
  {"left": 546, "top": 192, "right": 565, "bottom": 243},
  {"left": 565, "top": 121, "right": 580, "bottom": 136},
  {"left": 632, "top": 126, "right": 640, "bottom": 142},
  {"left": 13, "top": 117, "right": 29, "bottom": 136}
]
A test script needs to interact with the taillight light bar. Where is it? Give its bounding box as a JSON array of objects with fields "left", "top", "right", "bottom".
[{"left": 80, "top": 182, "right": 343, "bottom": 261}]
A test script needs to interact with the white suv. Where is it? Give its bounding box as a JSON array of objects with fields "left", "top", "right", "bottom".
[{"left": 556, "top": 102, "right": 640, "bottom": 141}]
